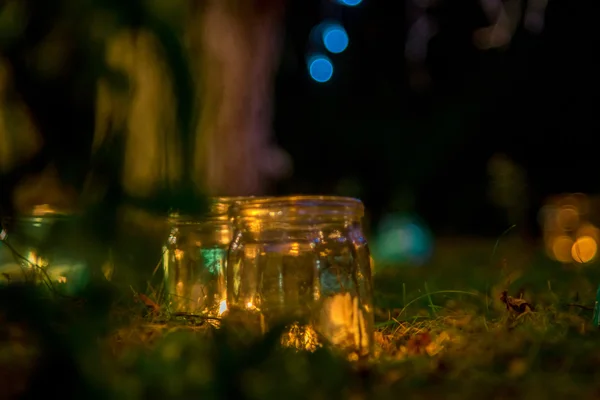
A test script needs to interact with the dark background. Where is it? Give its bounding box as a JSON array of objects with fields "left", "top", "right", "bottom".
[
  {"left": 0, "top": 0, "right": 597, "bottom": 239},
  {"left": 273, "top": 0, "right": 599, "bottom": 237}
]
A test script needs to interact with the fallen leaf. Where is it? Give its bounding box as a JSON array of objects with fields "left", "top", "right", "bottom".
[
  {"left": 426, "top": 331, "right": 450, "bottom": 356},
  {"left": 136, "top": 293, "right": 161, "bottom": 313},
  {"left": 406, "top": 332, "right": 431, "bottom": 356},
  {"left": 501, "top": 291, "right": 534, "bottom": 314}
]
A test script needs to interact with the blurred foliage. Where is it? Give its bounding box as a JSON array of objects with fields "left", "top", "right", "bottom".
[
  {"left": 0, "top": 0, "right": 208, "bottom": 291},
  {"left": 0, "top": 282, "right": 369, "bottom": 400},
  {"left": 5, "top": 240, "right": 600, "bottom": 399},
  {"left": 0, "top": 0, "right": 205, "bottom": 212}
]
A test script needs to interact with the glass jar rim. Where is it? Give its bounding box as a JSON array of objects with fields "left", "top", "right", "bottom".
[
  {"left": 168, "top": 196, "right": 265, "bottom": 223},
  {"left": 236, "top": 195, "right": 364, "bottom": 220},
  {"left": 2, "top": 204, "right": 75, "bottom": 225}
]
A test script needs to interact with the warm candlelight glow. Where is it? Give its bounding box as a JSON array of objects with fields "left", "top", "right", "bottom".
[
  {"left": 218, "top": 300, "right": 228, "bottom": 316},
  {"left": 26, "top": 251, "right": 48, "bottom": 271},
  {"left": 319, "top": 292, "right": 370, "bottom": 357},
  {"left": 31, "top": 204, "right": 55, "bottom": 216},
  {"left": 281, "top": 323, "right": 322, "bottom": 352},
  {"left": 289, "top": 243, "right": 300, "bottom": 256}
]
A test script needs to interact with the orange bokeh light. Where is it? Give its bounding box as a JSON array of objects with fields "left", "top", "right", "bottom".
[
  {"left": 555, "top": 206, "right": 579, "bottom": 231},
  {"left": 551, "top": 235, "right": 574, "bottom": 263},
  {"left": 571, "top": 236, "right": 597, "bottom": 264},
  {"left": 559, "top": 193, "right": 589, "bottom": 215},
  {"left": 541, "top": 194, "right": 598, "bottom": 264}
]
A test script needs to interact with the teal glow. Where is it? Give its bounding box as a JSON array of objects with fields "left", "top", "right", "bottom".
[
  {"left": 373, "top": 214, "right": 433, "bottom": 266},
  {"left": 200, "top": 248, "right": 226, "bottom": 275}
]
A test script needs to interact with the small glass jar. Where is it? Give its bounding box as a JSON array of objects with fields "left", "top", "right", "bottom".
[
  {"left": 162, "top": 197, "right": 255, "bottom": 320},
  {"left": 226, "top": 196, "right": 374, "bottom": 359},
  {"left": 0, "top": 205, "right": 95, "bottom": 293}
]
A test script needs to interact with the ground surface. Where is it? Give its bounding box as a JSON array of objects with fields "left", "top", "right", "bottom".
[{"left": 2, "top": 237, "right": 600, "bottom": 399}]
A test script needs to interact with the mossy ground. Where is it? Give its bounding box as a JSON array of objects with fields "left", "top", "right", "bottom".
[{"left": 2, "top": 236, "right": 600, "bottom": 399}]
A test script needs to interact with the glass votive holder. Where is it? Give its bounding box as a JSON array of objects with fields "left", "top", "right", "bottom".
[
  {"left": 226, "top": 195, "right": 374, "bottom": 359},
  {"left": 0, "top": 204, "right": 98, "bottom": 294},
  {"left": 162, "top": 197, "right": 256, "bottom": 321}
]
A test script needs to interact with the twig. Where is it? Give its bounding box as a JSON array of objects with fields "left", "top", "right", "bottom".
[
  {"left": 565, "top": 303, "right": 594, "bottom": 311},
  {"left": 490, "top": 224, "right": 517, "bottom": 265},
  {"left": 171, "top": 312, "right": 222, "bottom": 323},
  {"left": 1, "top": 237, "right": 57, "bottom": 294},
  {"left": 0, "top": 237, "right": 83, "bottom": 302}
]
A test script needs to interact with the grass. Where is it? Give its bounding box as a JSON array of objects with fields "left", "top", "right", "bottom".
[{"left": 3, "top": 236, "right": 600, "bottom": 399}]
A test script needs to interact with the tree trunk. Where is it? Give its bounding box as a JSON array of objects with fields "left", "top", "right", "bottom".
[
  {"left": 95, "top": 29, "right": 182, "bottom": 198},
  {"left": 94, "top": 0, "right": 290, "bottom": 198},
  {"left": 189, "top": 0, "right": 290, "bottom": 196}
]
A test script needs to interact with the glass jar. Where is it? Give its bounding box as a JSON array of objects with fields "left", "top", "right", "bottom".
[
  {"left": 0, "top": 205, "right": 97, "bottom": 294},
  {"left": 226, "top": 196, "right": 374, "bottom": 359},
  {"left": 162, "top": 197, "right": 256, "bottom": 320}
]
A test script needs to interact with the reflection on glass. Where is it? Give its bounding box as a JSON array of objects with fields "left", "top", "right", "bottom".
[
  {"left": 0, "top": 205, "right": 94, "bottom": 293},
  {"left": 227, "top": 195, "right": 374, "bottom": 360},
  {"left": 162, "top": 197, "right": 257, "bottom": 320}
]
